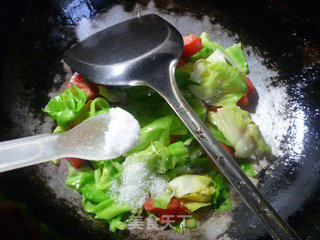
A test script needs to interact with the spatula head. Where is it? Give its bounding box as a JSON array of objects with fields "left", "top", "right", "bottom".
[{"left": 64, "top": 14, "right": 183, "bottom": 86}]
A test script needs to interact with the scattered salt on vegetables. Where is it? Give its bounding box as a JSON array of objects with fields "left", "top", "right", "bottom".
[{"left": 111, "top": 162, "right": 170, "bottom": 212}]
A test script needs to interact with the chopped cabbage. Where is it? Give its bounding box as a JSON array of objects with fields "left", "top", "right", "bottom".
[
  {"left": 180, "top": 199, "right": 211, "bottom": 212},
  {"left": 200, "top": 32, "right": 248, "bottom": 74},
  {"left": 189, "top": 60, "right": 247, "bottom": 106},
  {"left": 168, "top": 174, "right": 215, "bottom": 202},
  {"left": 207, "top": 105, "right": 271, "bottom": 158},
  {"left": 207, "top": 49, "right": 226, "bottom": 64},
  {"left": 43, "top": 84, "right": 87, "bottom": 130}
]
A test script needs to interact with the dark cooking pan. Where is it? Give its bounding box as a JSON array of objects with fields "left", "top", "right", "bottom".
[{"left": 0, "top": 0, "right": 319, "bottom": 239}]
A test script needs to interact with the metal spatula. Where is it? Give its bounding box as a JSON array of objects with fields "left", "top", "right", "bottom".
[{"left": 64, "top": 14, "right": 300, "bottom": 240}]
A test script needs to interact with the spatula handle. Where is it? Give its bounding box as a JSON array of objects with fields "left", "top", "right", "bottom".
[
  {"left": 151, "top": 62, "right": 300, "bottom": 240},
  {"left": 0, "top": 134, "right": 59, "bottom": 172}
]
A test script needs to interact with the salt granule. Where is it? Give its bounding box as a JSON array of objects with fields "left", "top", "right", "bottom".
[
  {"left": 111, "top": 162, "right": 170, "bottom": 212},
  {"left": 114, "top": 162, "right": 149, "bottom": 212},
  {"left": 149, "top": 176, "right": 171, "bottom": 198},
  {"left": 104, "top": 107, "right": 141, "bottom": 157}
]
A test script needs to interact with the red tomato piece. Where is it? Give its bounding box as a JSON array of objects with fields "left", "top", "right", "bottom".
[
  {"left": 66, "top": 157, "right": 86, "bottom": 169},
  {"left": 170, "top": 135, "right": 179, "bottom": 144},
  {"left": 143, "top": 198, "right": 154, "bottom": 211},
  {"left": 177, "top": 58, "right": 186, "bottom": 67},
  {"left": 68, "top": 72, "right": 98, "bottom": 100},
  {"left": 68, "top": 72, "right": 83, "bottom": 86},
  {"left": 208, "top": 106, "right": 222, "bottom": 113},
  {"left": 182, "top": 35, "right": 202, "bottom": 58},
  {"left": 144, "top": 197, "right": 190, "bottom": 224},
  {"left": 238, "top": 73, "right": 255, "bottom": 106},
  {"left": 237, "top": 94, "right": 250, "bottom": 106},
  {"left": 219, "top": 142, "right": 235, "bottom": 160},
  {"left": 242, "top": 73, "right": 255, "bottom": 98}
]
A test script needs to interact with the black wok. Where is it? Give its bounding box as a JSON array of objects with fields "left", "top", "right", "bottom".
[{"left": 0, "top": 0, "right": 319, "bottom": 239}]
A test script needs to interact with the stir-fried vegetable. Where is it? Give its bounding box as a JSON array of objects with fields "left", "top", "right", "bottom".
[
  {"left": 188, "top": 60, "right": 248, "bottom": 106},
  {"left": 207, "top": 105, "right": 270, "bottom": 158},
  {"left": 182, "top": 35, "right": 202, "bottom": 57},
  {"left": 144, "top": 198, "right": 190, "bottom": 223},
  {"left": 44, "top": 32, "right": 270, "bottom": 233},
  {"left": 69, "top": 72, "right": 98, "bottom": 100},
  {"left": 44, "top": 84, "right": 87, "bottom": 130},
  {"left": 168, "top": 175, "right": 215, "bottom": 202}
]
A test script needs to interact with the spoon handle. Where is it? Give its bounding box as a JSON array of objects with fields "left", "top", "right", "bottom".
[
  {"left": 0, "top": 134, "right": 60, "bottom": 172},
  {"left": 151, "top": 63, "right": 300, "bottom": 240}
]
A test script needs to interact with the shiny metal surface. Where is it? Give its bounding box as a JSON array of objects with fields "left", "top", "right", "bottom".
[
  {"left": 64, "top": 14, "right": 300, "bottom": 239},
  {"left": 64, "top": 14, "right": 182, "bottom": 87}
]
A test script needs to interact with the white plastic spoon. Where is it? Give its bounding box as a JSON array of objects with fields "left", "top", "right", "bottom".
[{"left": 0, "top": 107, "right": 140, "bottom": 172}]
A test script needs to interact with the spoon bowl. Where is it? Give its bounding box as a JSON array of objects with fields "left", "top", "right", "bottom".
[
  {"left": 64, "top": 14, "right": 182, "bottom": 88},
  {"left": 58, "top": 112, "right": 113, "bottom": 160},
  {"left": 59, "top": 108, "right": 140, "bottom": 160},
  {"left": 0, "top": 108, "right": 140, "bottom": 172}
]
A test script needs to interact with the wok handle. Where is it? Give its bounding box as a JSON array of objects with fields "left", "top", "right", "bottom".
[
  {"left": 151, "top": 62, "right": 301, "bottom": 240},
  {"left": 0, "top": 134, "right": 60, "bottom": 172}
]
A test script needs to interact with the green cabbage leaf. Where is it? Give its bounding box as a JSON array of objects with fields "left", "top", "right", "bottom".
[
  {"left": 188, "top": 60, "right": 247, "bottom": 106},
  {"left": 207, "top": 105, "right": 271, "bottom": 158},
  {"left": 43, "top": 84, "right": 87, "bottom": 130},
  {"left": 65, "top": 158, "right": 132, "bottom": 232}
]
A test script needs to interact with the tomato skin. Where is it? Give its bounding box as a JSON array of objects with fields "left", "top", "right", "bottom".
[
  {"left": 208, "top": 106, "right": 222, "bottom": 113},
  {"left": 144, "top": 197, "right": 190, "bottom": 223},
  {"left": 68, "top": 72, "right": 98, "bottom": 100},
  {"left": 237, "top": 94, "right": 250, "bottom": 106},
  {"left": 177, "top": 58, "right": 186, "bottom": 67},
  {"left": 238, "top": 73, "right": 255, "bottom": 106},
  {"left": 182, "top": 35, "right": 202, "bottom": 57},
  {"left": 68, "top": 72, "right": 83, "bottom": 86},
  {"left": 170, "top": 135, "right": 179, "bottom": 144},
  {"left": 219, "top": 142, "right": 235, "bottom": 159},
  {"left": 143, "top": 198, "right": 154, "bottom": 211},
  {"left": 66, "top": 157, "right": 86, "bottom": 169},
  {"left": 242, "top": 73, "right": 255, "bottom": 98}
]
